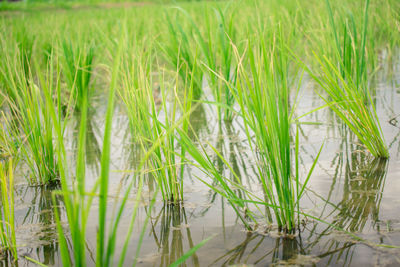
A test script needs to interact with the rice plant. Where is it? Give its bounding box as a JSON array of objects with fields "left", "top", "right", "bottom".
[
  {"left": 119, "top": 42, "right": 194, "bottom": 205},
  {"left": 232, "top": 34, "right": 324, "bottom": 232},
  {"left": 50, "top": 36, "right": 138, "bottom": 266},
  {"left": 0, "top": 36, "right": 30, "bottom": 112},
  {"left": 0, "top": 158, "right": 17, "bottom": 260},
  {"left": 201, "top": 6, "right": 238, "bottom": 122},
  {"left": 179, "top": 32, "right": 322, "bottom": 233},
  {"left": 2, "top": 52, "right": 60, "bottom": 184},
  {"left": 170, "top": 6, "right": 238, "bottom": 121},
  {"left": 14, "top": 27, "right": 34, "bottom": 80},
  {"left": 50, "top": 33, "right": 209, "bottom": 266},
  {"left": 308, "top": 0, "right": 388, "bottom": 158},
  {"left": 0, "top": 115, "right": 20, "bottom": 160},
  {"left": 161, "top": 11, "right": 203, "bottom": 99},
  {"left": 61, "top": 39, "right": 95, "bottom": 112},
  {"left": 325, "top": 0, "right": 369, "bottom": 90},
  {"left": 0, "top": 0, "right": 399, "bottom": 265}
]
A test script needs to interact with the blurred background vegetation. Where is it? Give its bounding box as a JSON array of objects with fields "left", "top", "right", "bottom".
[{"left": 0, "top": 0, "right": 209, "bottom": 12}]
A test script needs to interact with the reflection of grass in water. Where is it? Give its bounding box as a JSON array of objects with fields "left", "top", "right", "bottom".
[
  {"left": 85, "top": 114, "right": 101, "bottom": 174},
  {"left": 315, "top": 130, "right": 388, "bottom": 232},
  {"left": 18, "top": 185, "right": 62, "bottom": 266},
  {"left": 210, "top": 122, "right": 259, "bottom": 221},
  {"left": 209, "top": 231, "right": 319, "bottom": 266},
  {"left": 334, "top": 156, "right": 388, "bottom": 232},
  {"left": 72, "top": 108, "right": 101, "bottom": 176},
  {"left": 296, "top": 142, "right": 389, "bottom": 266},
  {"left": 205, "top": 151, "right": 393, "bottom": 267},
  {"left": 149, "top": 204, "right": 200, "bottom": 267},
  {"left": 208, "top": 223, "right": 361, "bottom": 267},
  {"left": 17, "top": 184, "right": 61, "bottom": 266},
  {"left": 187, "top": 103, "right": 208, "bottom": 140},
  {"left": 210, "top": 232, "right": 266, "bottom": 266}
]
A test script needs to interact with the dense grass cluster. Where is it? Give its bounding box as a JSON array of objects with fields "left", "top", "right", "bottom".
[{"left": 0, "top": 0, "right": 399, "bottom": 264}]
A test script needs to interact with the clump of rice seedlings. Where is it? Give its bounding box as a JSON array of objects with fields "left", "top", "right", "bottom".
[
  {"left": 50, "top": 38, "right": 137, "bottom": 266},
  {"left": 161, "top": 12, "right": 203, "bottom": 99},
  {"left": 0, "top": 159, "right": 17, "bottom": 260},
  {"left": 179, "top": 32, "right": 322, "bottom": 233},
  {"left": 61, "top": 39, "right": 95, "bottom": 112},
  {"left": 325, "top": 0, "right": 369, "bottom": 91},
  {"left": 308, "top": 0, "right": 388, "bottom": 158},
  {"left": 51, "top": 35, "right": 208, "bottom": 266},
  {"left": 231, "top": 34, "right": 323, "bottom": 233},
  {"left": 0, "top": 36, "right": 30, "bottom": 108},
  {"left": 119, "top": 40, "right": 194, "bottom": 205},
  {"left": 171, "top": 6, "right": 238, "bottom": 121},
  {"left": 203, "top": 6, "right": 238, "bottom": 122},
  {"left": 2, "top": 53, "right": 59, "bottom": 185}
]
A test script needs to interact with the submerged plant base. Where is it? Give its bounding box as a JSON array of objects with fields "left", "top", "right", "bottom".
[
  {"left": 165, "top": 198, "right": 184, "bottom": 206},
  {"left": 248, "top": 222, "right": 299, "bottom": 237}
]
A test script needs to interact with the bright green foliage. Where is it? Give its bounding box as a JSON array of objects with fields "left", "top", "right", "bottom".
[
  {"left": 232, "top": 34, "right": 322, "bottom": 232},
  {"left": 2, "top": 52, "right": 59, "bottom": 184},
  {"left": 162, "top": 12, "right": 203, "bottom": 99},
  {"left": 236, "top": 37, "right": 295, "bottom": 231},
  {"left": 49, "top": 37, "right": 143, "bottom": 266},
  {"left": 211, "top": 7, "right": 238, "bottom": 122},
  {"left": 165, "top": 6, "right": 238, "bottom": 121},
  {"left": 310, "top": 0, "right": 388, "bottom": 158},
  {"left": 14, "top": 28, "right": 34, "bottom": 79},
  {"left": 120, "top": 42, "right": 194, "bottom": 204},
  {"left": 325, "top": 0, "right": 369, "bottom": 95},
  {"left": 61, "top": 39, "right": 95, "bottom": 112},
  {"left": 0, "top": 159, "right": 17, "bottom": 260},
  {"left": 179, "top": 32, "right": 322, "bottom": 232},
  {"left": 0, "top": 0, "right": 398, "bottom": 264}
]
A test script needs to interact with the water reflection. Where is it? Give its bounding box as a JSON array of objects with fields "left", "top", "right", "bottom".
[
  {"left": 211, "top": 232, "right": 267, "bottom": 266},
  {"left": 187, "top": 103, "right": 208, "bottom": 140},
  {"left": 149, "top": 204, "right": 199, "bottom": 267},
  {"left": 72, "top": 107, "right": 101, "bottom": 176},
  {"left": 334, "top": 156, "right": 388, "bottom": 232},
  {"left": 298, "top": 144, "right": 389, "bottom": 266},
  {"left": 323, "top": 129, "right": 389, "bottom": 233},
  {"left": 14, "top": 185, "right": 62, "bottom": 266},
  {"left": 3, "top": 51, "right": 399, "bottom": 267},
  {"left": 207, "top": 133, "right": 390, "bottom": 266},
  {"left": 211, "top": 122, "right": 258, "bottom": 226},
  {"left": 209, "top": 231, "right": 311, "bottom": 266},
  {"left": 85, "top": 109, "right": 101, "bottom": 175}
]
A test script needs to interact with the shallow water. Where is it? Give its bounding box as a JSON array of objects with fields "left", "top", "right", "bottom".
[{"left": 3, "top": 53, "right": 400, "bottom": 267}]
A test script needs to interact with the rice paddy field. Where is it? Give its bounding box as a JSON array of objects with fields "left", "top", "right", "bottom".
[{"left": 1, "top": 0, "right": 400, "bottom": 266}]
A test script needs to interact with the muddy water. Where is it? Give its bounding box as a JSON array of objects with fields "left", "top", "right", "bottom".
[{"left": 4, "top": 54, "right": 400, "bottom": 266}]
